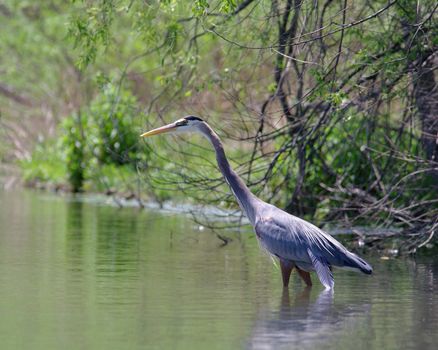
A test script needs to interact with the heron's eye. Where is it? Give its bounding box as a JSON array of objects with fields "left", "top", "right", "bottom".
[{"left": 175, "top": 120, "right": 188, "bottom": 127}]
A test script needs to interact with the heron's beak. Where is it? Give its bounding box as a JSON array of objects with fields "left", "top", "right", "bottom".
[{"left": 140, "top": 123, "right": 177, "bottom": 138}]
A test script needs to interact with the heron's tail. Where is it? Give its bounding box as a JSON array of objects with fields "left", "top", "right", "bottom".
[{"left": 345, "top": 252, "right": 373, "bottom": 274}]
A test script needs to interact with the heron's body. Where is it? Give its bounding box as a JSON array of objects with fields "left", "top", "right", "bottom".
[
  {"left": 141, "top": 116, "right": 372, "bottom": 290},
  {"left": 254, "top": 204, "right": 372, "bottom": 289}
]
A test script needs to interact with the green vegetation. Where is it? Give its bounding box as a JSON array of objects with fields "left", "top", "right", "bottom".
[
  {"left": 62, "top": 112, "right": 86, "bottom": 192},
  {"left": 1, "top": 0, "right": 437, "bottom": 249},
  {"left": 20, "top": 140, "right": 66, "bottom": 185},
  {"left": 21, "top": 84, "right": 148, "bottom": 193}
]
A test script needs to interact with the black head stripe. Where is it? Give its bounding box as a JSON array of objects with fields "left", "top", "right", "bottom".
[{"left": 184, "top": 115, "right": 203, "bottom": 122}]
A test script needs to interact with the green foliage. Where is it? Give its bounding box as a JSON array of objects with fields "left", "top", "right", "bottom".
[
  {"left": 68, "top": 0, "right": 116, "bottom": 69},
  {"left": 88, "top": 84, "right": 140, "bottom": 165},
  {"left": 87, "top": 163, "right": 137, "bottom": 193},
  {"left": 192, "top": 0, "right": 210, "bottom": 16},
  {"left": 61, "top": 113, "right": 87, "bottom": 192},
  {"left": 22, "top": 83, "right": 145, "bottom": 193},
  {"left": 306, "top": 111, "right": 423, "bottom": 221},
  {"left": 20, "top": 140, "right": 66, "bottom": 184}
]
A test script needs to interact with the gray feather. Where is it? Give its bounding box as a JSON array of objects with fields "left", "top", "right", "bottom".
[{"left": 308, "top": 249, "right": 334, "bottom": 290}]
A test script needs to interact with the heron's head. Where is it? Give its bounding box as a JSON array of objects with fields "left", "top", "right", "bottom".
[{"left": 140, "top": 115, "right": 204, "bottom": 138}]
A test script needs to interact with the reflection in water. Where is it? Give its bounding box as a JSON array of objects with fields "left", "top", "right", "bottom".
[
  {"left": 66, "top": 200, "right": 85, "bottom": 270},
  {"left": 247, "top": 288, "right": 371, "bottom": 350},
  {"left": 409, "top": 259, "right": 438, "bottom": 349},
  {"left": 65, "top": 200, "right": 144, "bottom": 307}
]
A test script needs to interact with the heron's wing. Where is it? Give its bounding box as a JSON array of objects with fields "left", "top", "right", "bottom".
[
  {"left": 307, "top": 249, "right": 334, "bottom": 290},
  {"left": 255, "top": 208, "right": 353, "bottom": 266},
  {"left": 255, "top": 207, "right": 373, "bottom": 276},
  {"left": 254, "top": 218, "right": 311, "bottom": 265},
  {"left": 255, "top": 215, "right": 336, "bottom": 289}
]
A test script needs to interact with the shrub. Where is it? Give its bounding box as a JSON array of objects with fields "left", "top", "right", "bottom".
[
  {"left": 89, "top": 85, "right": 140, "bottom": 165},
  {"left": 61, "top": 112, "right": 88, "bottom": 192}
]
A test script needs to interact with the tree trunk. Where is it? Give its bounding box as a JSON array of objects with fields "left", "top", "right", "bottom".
[{"left": 412, "top": 53, "right": 438, "bottom": 162}]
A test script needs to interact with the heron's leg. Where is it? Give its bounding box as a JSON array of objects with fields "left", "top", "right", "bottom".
[
  {"left": 296, "top": 267, "right": 313, "bottom": 287},
  {"left": 280, "top": 260, "right": 294, "bottom": 287}
]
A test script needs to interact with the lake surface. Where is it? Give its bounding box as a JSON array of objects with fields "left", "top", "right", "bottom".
[{"left": 0, "top": 191, "right": 437, "bottom": 350}]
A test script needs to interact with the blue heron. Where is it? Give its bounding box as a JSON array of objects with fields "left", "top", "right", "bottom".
[{"left": 141, "top": 116, "right": 372, "bottom": 289}]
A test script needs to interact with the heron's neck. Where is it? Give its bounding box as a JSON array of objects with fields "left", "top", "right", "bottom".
[{"left": 199, "top": 123, "right": 259, "bottom": 224}]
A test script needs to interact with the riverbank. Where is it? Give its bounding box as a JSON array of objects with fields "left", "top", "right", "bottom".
[{"left": 3, "top": 182, "right": 437, "bottom": 258}]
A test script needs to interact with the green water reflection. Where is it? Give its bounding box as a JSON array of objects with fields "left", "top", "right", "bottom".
[{"left": 0, "top": 191, "right": 437, "bottom": 350}]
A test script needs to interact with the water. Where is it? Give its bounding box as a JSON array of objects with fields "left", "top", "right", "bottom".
[{"left": 0, "top": 191, "right": 437, "bottom": 350}]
